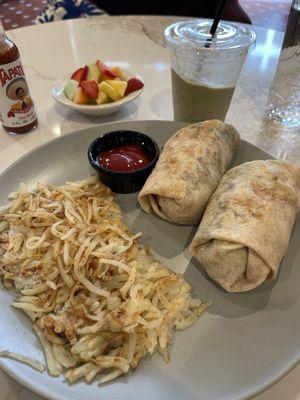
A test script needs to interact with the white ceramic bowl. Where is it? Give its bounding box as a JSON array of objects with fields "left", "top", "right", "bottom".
[{"left": 50, "top": 71, "right": 143, "bottom": 116}]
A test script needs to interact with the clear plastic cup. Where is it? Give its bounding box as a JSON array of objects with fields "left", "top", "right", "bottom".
[{"left": 164, "top": 19, "right": 256, "bottom": 122}]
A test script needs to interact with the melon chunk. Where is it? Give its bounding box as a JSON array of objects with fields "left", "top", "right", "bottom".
[
  {"left": 73, "top": 87, "right": 89, "bottom": 104},
  {"left": 87, "top": 63, "right": 100, "bottom": 82},
  {"left": 64, "top": 79, "right": 79, "bottom": 101}
]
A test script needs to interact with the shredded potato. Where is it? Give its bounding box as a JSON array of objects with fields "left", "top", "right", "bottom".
[
  {"left": 0, "top": 350, "right": 45, "bottom": 372},
  {"left": 0, "top": 176, "right": 208, "bottom": 384}
]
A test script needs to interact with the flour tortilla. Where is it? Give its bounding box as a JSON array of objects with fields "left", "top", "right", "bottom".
[
  {"left": 138, "top": 120, "right": 240, "bottom": 225},
  {"left": 189, "top": 160, "right": 300, "bottom": 292}
]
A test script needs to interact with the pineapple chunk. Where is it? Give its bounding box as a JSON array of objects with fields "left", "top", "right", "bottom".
[
  {"left": 96, "top": 89, "right": 109, "bottom": 105},
  {"left": 99, "top": 81, "right": 121, "bottom": 101},
  {"left": 110, "top": 66, "right": 127, "bottom": 80},
  {"left": 106, "top": 80, "right": 127, "bottom": 98}
]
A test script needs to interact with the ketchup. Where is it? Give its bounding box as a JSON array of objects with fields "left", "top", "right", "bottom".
[
  {"left": 97, "top": 144, "right": 151, "bottom": 172},
  {"left": 0, "top": 21, "right": 38, "bottom": 134}
]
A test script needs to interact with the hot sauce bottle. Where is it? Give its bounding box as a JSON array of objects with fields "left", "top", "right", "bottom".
[{"left": 0, "top": 21, "right": 38, "bottom": 134}]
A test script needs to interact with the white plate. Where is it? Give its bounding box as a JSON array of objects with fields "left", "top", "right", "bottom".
[
  {"left": 50, "top": 70, "right": 143, "bottom": 116},
  {"left": 0, "top": 121, "right": 300, "bottom": 400}
]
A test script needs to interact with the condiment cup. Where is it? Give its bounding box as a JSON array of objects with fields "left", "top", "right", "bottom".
[{"left": 88, "top": 130, "right": 160, "bottom": 193}]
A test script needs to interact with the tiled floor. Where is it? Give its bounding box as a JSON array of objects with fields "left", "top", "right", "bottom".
[
  {"left": 240, "top": 0, "right": 292, "bottom": 31},
  {"left": 0, "top": 0, "right": 293, "bottom": 32},
  {"left": 0, "top": 0, "right": 46, "bottom": 30}
]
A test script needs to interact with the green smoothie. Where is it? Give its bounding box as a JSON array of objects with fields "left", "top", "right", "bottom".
[{"left": 171, "top": 69, "right": 235, "bottom": 122}]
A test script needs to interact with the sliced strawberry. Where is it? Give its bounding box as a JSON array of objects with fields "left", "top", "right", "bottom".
[
  {"left": 71, "top": 67, "right": 84, "bottom": 81},
  {"left": 81, "top": 65, "right": 89, "bottom": 81},
  {"left": 80, "top": 80, "right": 98, "bottom": 99},
  {"left": 124, "top": 77, "right": 144, "bottom": 96},
  {"left": 96, "top": 59, "right": 118, "bottom": 79},
  {"left": 96, "top": 60, "right": 106, "bottom": 73},
  {"left": 71, "top": 65, "right": 89, "bottom": 81},
  {"left": 104, "top": 70, "right": 118, "bottom": 79}
]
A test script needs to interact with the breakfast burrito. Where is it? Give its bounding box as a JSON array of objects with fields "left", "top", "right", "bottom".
[
  {"left": 138, "top": 120, "right": 240, "bottom": 225},
  {"left": 189, "top": 160, "right": 300, "bottom": 292}
]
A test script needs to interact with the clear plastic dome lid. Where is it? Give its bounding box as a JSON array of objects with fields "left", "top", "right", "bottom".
[{"left": 164, "top": 19, "right": 256, "bottom": 51}]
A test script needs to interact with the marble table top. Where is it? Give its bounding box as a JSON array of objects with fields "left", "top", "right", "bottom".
[{"left": 0, "top": 14, "right": 299, "bottom": 400}]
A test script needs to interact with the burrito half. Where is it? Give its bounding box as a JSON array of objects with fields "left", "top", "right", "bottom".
[
  {"left": 138, "top": 120, "right": 240, "bottom": 225},
  {"left": 189, "top": 160, "right": 300, "bottom": 292}
]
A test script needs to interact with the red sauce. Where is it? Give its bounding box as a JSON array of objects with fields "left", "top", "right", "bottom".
[{"left": 97, "top": 144, "right": 151, "bottom": 172}]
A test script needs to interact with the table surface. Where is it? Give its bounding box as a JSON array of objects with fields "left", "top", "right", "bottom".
[{"left": 0, "top": 14, "right": 299, "bottom": 400}]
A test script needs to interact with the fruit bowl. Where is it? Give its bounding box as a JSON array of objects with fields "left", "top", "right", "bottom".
[
  {"left": 50, "top": 60, "right": 144, "bottom": 116},
  {"left": 51, "top": 81, "right": 143, "bottom": 116}
]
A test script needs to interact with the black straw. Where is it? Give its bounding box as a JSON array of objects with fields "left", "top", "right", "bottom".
[
  {"left": 204, "top": 0, "right": 229, "bottom": 48},
  {"left": 210, "top": 0, "right": 229, "bottom": 35}
]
